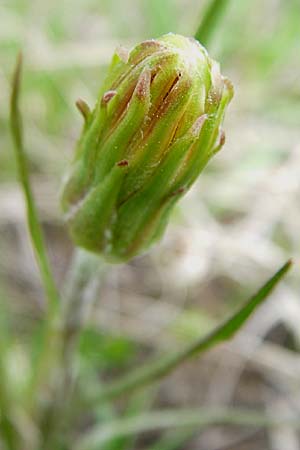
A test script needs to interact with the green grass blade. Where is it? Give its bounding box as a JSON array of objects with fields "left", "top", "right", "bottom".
[
  {"left": 75, "top": 406, "right": 299, "bottom": 450},
  {"left": 92, "top": 260, "right": 292, "bottom": 404},
  {"left": 195, "top": 0, "right": 231, "bottom": 47},
  {"left": 9, "top": 54, "right": 59, "bottom": 314}
]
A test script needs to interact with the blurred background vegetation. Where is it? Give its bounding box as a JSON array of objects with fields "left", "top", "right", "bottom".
[{"left": 0, "top": 0, "right": 300, "bottom": 449}]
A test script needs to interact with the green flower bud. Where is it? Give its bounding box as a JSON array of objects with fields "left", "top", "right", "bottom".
[{"left": 61, "top": 33, "right": 233, "bottom": 262}]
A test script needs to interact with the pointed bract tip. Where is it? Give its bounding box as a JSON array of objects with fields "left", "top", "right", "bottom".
[
  {"left": 141, "top": 39, "right": 162, "bottom": 47},
  {"left": 116, "top": 46, "right": 129, "bottom": 63},
  {"left": 191, "top": 114, "right": 207, "bottom": 137},
  {"left": 211, "top": 128, "right": 226, "bottom": 155},
  {"left": 223, "top": 77, "right": 234, "bottom": 101},
  {"left": 210, "top": 61, "right": 224, "bottom": 103},
  {"left": 135, "top": 69, "right": 151, "bottom": 100},
  {"left": 102, "top": 90, "right": 117, "bottom": 105},
  {"left": 75, "top": 98, "right": 91, "bottom": 122},
  {"left": 219, "top": 129, "right": 225, "bottom": 147},
  {"left": 117, "top": 159, "right": 129, "bottom": 167}
]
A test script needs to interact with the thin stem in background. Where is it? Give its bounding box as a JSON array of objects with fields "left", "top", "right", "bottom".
[
  {"left": 9, "top": 53, "right": 60, "bottom": 315},
  {"left": 60, "top": 250, "right": 106, "bottom": 404},
  {"left": 90, "top": 260, "right": 292, "bottom": 404},
  {"left": 195, "top": 0, "right": 231, "bottom": 47},
  {"left": 40, "top": 250, "right": 106, "bottom": 450}
]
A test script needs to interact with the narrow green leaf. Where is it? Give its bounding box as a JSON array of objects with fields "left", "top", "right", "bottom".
[
  {"left": 195, "top": 0, "right": 231, "bottom": 47},
  {"left": 91, "top": 260, "right": 292, "bottom": 404},
  {"left": 75, "top": 406, "right": 299, "bottom": 450},
  {"left": 9, "top": 54, "right": 59, "bottom": 313},
  {"left": 9, "top": 54, "right": 62, "bottom": 409}
]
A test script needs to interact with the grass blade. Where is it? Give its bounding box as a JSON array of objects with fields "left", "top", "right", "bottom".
[
  {"left": 91, "top": 260, "right": 292, "bottom": 404},
  {"left": 75, "top": 406, "right": 299, "bottom": 450},
  {"left": 9, "top": 54, "right": 59, "bottom": 314},
  {"left": 195, "top": 0, "right": 231, "bottom": 47}
]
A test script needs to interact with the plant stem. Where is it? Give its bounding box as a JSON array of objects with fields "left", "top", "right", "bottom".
[
  {"left": 40, "top": 250, "right": 106, "bottom": 450},
  {"left": 59, "top": 250, "right": 106, "bottom": 403},
  {"left": 195, "top": 0, "right": 231, "bottom": 47}
]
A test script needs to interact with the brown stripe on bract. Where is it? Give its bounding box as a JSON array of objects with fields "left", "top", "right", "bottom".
[
  {"left": 170, "top": 186, "right": 186, "bottom": 197},
  {"left": 108, "top": 82, "right": 136, "bottom": 127},
  {"left": 172, "top": 116, "right": 209, "bottom": 181},
  {"left": 129, "top": 40, "right": 166, "bottom": 65},
  {"left": 135, "top": 69, "right": 151, "bottom": 100},
  {"left": 209, "top": 62, "right": 224, "bottom": 104},
  {"left": 110, "top": 45, "right": 171, "bottom": 95},
  {"left": 140, "top": 75, "right": 192, "bottom": 145},
  {"left": 111, "top": 55, "right": 180, "bottom": 155},
  {"left": 117, "top": 159, "right": 129, "bottom": 167},
  {"left": 97, "top": 72, "right": 150, "bottom": 155},
  {"left": 219, "top": 128, "right": 225, "bottom": 147},
  {"left": 101, "top": 90, "right": 117, "bottom": 105},
  {"left": 110, "top": 71, "right": 180, "bottom": 147},
  {"left": 223, "top": 77, "right": 234, "bottom": 101},
  {"left": 110, "top": 50, "right": 174, "bottom": 96},
  {"left": 190, "top": 114, "right": 207, "bottom": 137}
]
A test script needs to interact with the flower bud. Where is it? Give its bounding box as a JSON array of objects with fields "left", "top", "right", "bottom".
[{"left": 61, "top": 33, "right": 233, "bottom": 262}]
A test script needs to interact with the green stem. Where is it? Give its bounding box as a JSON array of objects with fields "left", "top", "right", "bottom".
[
  {"left": 89, "top": 260, "right": 291, "bottom": 404},
  {"left": 40, "top": 250, "right": 106, "bottom": 450},
  {"left": 195, "top": 0, "right": 231, "bottom": 47},
  {"left": 9, "top": 54, "right": 59, "bottom": 315},
  {"left": 59, "top": 250, "right": 105, "bottom": 401}
]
